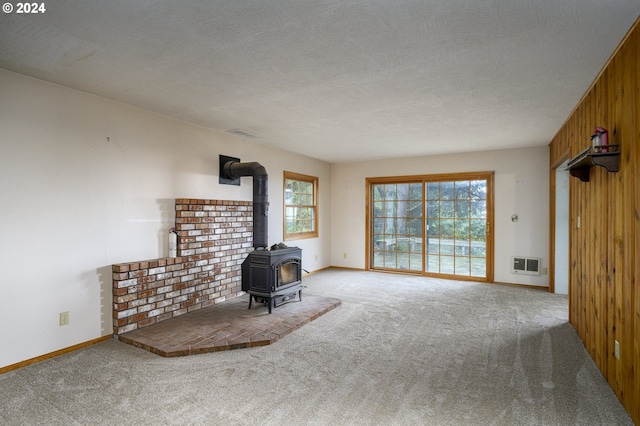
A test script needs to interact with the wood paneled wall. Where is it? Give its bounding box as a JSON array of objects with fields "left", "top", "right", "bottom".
[{"left": 549, "top": 17, "right": 639, "bottom": 423}]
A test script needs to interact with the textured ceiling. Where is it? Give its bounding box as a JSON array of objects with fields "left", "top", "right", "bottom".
[{"left": 1, "top": 1, "right": 639, "bottom": 163}]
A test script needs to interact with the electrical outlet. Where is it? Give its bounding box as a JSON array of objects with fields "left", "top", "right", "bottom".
[
  {"left": 343, "top": 252, "right": 347, "bottom": 259},
  {"left": 315, "top": 255, "right": 318, "bottom": 261},
  {"left": 614, "top": 340, "right": 620, "bottom": 360},
  {"left": 541, "top": 267, "right": 548, "bottom": 275},
  {"left": 59, "top": 311, "right": 69, "bottom": 326}
]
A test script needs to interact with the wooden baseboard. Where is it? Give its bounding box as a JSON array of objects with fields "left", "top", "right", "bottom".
[
  {"left": 326, "top": 266, "right": 366, "bottom": 272},
  {"left": 302, "top": 266, "right": 332, "bottom": 276},
  {"left": 0, "top": 335, "right": 113, "bottom": 374},
  {"left": 303, "top": 266, "right": 366, "bottom": 276},
  {"left": 493, "top": 281, "right": 550, "bottom": 291}
]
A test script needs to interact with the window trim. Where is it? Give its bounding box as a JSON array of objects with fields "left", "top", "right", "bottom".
[{"left": 283, "top": 171, "right": 319, "bottom": 241}]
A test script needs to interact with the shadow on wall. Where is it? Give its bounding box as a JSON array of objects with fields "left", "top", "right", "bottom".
[
  {"left": 96, "top": 265, "right": 113, "bottom": 336},
  {"left": 90, "top": 199, "right": 175, "bottom": 337}
]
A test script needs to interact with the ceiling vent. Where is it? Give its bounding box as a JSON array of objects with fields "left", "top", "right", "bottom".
[
  {"left": 511, "top": 256, "right": 541, "bottom": 276},
  {"left": 226, "top": 128, "right": 258, "bottom": 139}
]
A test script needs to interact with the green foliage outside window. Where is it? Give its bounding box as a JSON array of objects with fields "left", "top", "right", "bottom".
[
  {"left": 284, "top": 172, "right": 318, "bottom": 240},
  {"left": 370, "top": 177, "right": 490, "bottom": 278}
]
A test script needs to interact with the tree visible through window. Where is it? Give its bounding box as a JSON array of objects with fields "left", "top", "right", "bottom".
[
  {"left": 284, "top": 171, "right": 318, "bottom": 240},
  {"left": 367, "top": 172, "right": 493, "bottom": 282}
]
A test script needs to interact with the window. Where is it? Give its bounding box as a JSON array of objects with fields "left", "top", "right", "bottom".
[
  {"left": 366, "top": 172, "right": 494, "bottom": 282},
  {"left": 284, "top": 171, "right": 318, "bottom": 240}
]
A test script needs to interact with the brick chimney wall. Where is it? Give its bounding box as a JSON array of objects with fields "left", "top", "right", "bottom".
[{"left": 112, "top": 199, "right": 253, "bottom": 335}]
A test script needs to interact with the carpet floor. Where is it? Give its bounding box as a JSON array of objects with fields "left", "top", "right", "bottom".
[{"left": 0, "top": 269, "right": 633, "bottom": 425}]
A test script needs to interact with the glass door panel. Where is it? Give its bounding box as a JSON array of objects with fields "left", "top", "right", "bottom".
[
  {"left": 425, "top": 179, "right": 487, "bottom": 278},
  {"left": 371, "top": 182, "right": 423, "bottom": 272}
]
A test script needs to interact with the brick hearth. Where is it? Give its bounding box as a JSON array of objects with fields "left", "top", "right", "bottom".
[{"left": 118, "top": 293, "right": 341, "bottom": 357}]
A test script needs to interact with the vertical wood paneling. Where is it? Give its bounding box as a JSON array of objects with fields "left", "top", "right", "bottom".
[
  {"left": 612, "top": 39, "right": 626, "bottom": 403},
  {"left": 634, "top": 26, "right": 640, "bottom": 423},
  {"left": 619, "top": 28, "right": 637, "bottom": 411},
  {"left": 634, "top": 33, "right": 640, "bottom": 422},
  {"left": 605, "top": 63, "right": 618, "bottom": 393},
  {"left": 549, "top": 17, "right": 639, "bottom": 424}
]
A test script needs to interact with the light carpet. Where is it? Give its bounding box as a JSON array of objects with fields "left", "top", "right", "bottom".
[{"left": 0, "top": 269, "right": 633, "bottom": 425}]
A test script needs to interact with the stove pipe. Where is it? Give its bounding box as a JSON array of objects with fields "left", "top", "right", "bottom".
[{"left": 222, "top": 161, "right": 268, "bottom": 249}]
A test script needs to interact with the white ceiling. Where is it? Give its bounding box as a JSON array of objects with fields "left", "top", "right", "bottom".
[{"left": 1, "top": 1, "right": 639, "bottom": 163}]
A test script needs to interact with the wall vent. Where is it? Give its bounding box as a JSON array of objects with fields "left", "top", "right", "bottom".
[
  {"left": 226, "top": 128, "right": 258, "bottom": 139},
  {"left": 511, "top": 256, "right": 541, "bottom": 276}
]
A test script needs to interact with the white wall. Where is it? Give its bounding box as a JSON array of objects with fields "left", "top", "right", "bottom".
[
  {"left": 0, "top": 68, "right": 552, "bottom": 368},
  {"left": 330, "top": 146, "right": 550, "bottom": 286},
  {"left": 0, "top": 70, "right": 331, "bottom": 368},
  {"left": 554, "top": 162, "right": 570, "bottom": 295}
]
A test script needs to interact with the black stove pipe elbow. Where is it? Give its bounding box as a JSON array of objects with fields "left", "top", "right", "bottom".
[{"left": 222, "top": 161, "right": 268, "bottom": 249}]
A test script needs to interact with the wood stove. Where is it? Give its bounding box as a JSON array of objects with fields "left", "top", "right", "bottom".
[
  {"left": 242, "top": 246, "right": 303, "bottom": 313},
  {"left": 219, "top": 157, "right": 304, "bottom": 313}
]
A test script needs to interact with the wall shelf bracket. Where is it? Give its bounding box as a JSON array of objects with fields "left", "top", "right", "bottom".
[{"left": 567, "top": 145, "right": 620, "bottom": 182}]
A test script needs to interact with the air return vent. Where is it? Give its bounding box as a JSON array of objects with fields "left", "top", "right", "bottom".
[
  {"left": 226, "top": 128, "right": 258, "bottom": 139},
  {"left": 511, "top": 257, "right": 541, "bottom": 276}
]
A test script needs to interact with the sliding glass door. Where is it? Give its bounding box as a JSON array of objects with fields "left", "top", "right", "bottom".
[{"left": 367, "top": 172, "right": 493, "bottom": 282}]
